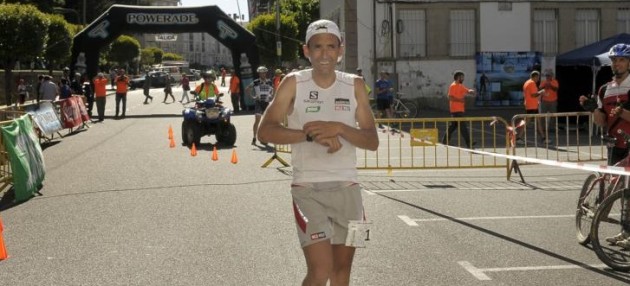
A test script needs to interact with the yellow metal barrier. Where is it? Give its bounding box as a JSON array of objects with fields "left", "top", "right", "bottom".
[
  {"left": 359, "top": 117, "right": 511, "bottom": 170},
  {"left": 510, "top": 112, "right": 605, "bottom": 163}
]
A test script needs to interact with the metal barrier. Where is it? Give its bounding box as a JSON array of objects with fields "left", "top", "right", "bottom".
[
  {"left": 510, "top": 111, "right": 605, "bottom": 163},
  {"left": 0, "top": 109, "right": 24, "bottom": 195},
  {"left": 359, "top": 117, "right": 511, "bottom": 170}
]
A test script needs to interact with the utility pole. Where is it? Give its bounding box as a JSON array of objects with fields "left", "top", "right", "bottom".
[{"left": 275, "top": 0, "right": 281, "bottom": 68}]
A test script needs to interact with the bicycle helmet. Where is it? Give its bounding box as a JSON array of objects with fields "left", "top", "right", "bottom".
[
  {"left": 608, "top": 43, "right": 630, "bottom": 58},
  {"left": 256, "top": 66, "right": 268, "bottom": 73},
  {"left": 203, "top": 70, "right": 216, "bottom": 79}
]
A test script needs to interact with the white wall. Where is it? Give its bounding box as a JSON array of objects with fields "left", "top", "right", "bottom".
[
  {"left": 480, "top": 2, "right": 531, "bottom": 52},
  {"left": 357, "top": 0, "right": 375, "bottom": 85}
]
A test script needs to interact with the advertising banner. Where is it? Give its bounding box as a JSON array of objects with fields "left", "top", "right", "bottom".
[
  {"left": 475, "top": 52, "right": 542, "bottom": 107},
  {"left": 59, "top": 96, "right": 89, "bottom": 128},
  {"left": 23, "top": 102, "right": 63, "bottom": 137},
  {"left": 0, "top": 115, "right": 45, "bottom": 202}
]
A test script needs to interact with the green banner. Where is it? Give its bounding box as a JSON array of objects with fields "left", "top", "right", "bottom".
[{"left": 1, "top": 115, "right": 45, "bottom": 202}]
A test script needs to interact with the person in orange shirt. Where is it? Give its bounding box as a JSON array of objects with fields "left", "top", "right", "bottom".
[
  {"left": 93, "top": 72, "right": 108, "bottom": 122},
  {"left": 273, "top": 69, "right": 284, "bottom": 90},
  {"left": 114, "top": 69, "right": 129, "bottom": 119},
  {"left": 442, "top": 70, "right": 476, "bottom": 148},
  {"left": 539, "top": 70, "right": 559, "bottom": 143},
  {"left": 228, "top": 69, "right": 241, "bottom": 113},
  {"left": 519, "top": 70, "right": 545, "bottom": 143}
]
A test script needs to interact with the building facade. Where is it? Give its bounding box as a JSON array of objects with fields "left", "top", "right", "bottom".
[
  {"left": 318, "top": 0, "right": 630, "bottom": 109},
  {"left": 135, "top": 0, "right": 235, "bottom": 69}
]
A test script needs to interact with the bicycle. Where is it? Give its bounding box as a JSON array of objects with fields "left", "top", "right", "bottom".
[
  {"left": 589, "top": 130, "right": 630, "bottom": 271},
  {"left": 371, "top": 92, "right": 418, "bottom": 118},
  {"left": 576, "top": 152, "right": 626, "bottom": 245}
]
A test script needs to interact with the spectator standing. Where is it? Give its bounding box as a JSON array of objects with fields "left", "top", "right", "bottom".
[
  {"left": 162, "top": 74, "right": 175, "bottom": 103},
  {"left": 441, "top": 70, "right": 476, "bottom": 148},
  {"left": 228, "top": 69, "right": 241, "bottom": 113},
  {"left": 109, "top": 69, "right": 117, "bottom": 90},
  {"left": 35, "top": 74, "right": 44, "bottom": 102},
  {"left": 539, "top": 70, "right": 559, "bottom": 144},
  {"left": 375, "top": 71, "right": 393, "bottom": 119},
  {"left": 93, "top": 72, "right": 108, "bottom": 122},
  {"left": 114, "top": 69, "right": 129, "bottom": 118},
  {"left": 179, "top": 73, "right": 191, "bottom": 103},
  {"left": 38, "top": 75, "right": 59, "bottom": 102},
  {"left": 17, "top": 79, "right": 28, "bottom": 105},
  {"left": 273, "top": 69, "right": 284, "bottom": 90},
  {"left": 143, "top": 71, "right": 153, "bottom": 104},
  {"left": 479, "top": 72, "right": 489, "bottom": 97},
  {"left": 257, "top": 19, "right": 379, "bottom": 286},
  {"left": 59, "top": 78, "right": 72, "bottom": 100},
  {"left": 82, "top": 74, "right": 94, "bottom": 117},
  {"left": 245, "top": 65, "right": 273, "bottom": 145},
  {"left": 356, "top": 68, "right": 372, "bottom": 97},
  {"left": 518, "top": 70, "right": 545, "bottom": 143},
  {"left": 220, "top": 67, "right": 227, "bottom": 87}
]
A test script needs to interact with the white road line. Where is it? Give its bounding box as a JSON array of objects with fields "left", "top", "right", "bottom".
[
  {"left": 458, "top": 260, "right": 607, "bottom": 281},
  {"left": 366, "top": 185, "right": 583, "bottom": 193},
  {"left": 398, "top": 214, "right": 574, "bottom": 226}
]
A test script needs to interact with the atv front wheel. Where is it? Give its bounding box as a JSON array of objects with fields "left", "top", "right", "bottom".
[
  {"left": 181, "top": 120, "right": 201, "bottom": 147},
  {"left": 216, "top": 123, "right": 237, "bottom": 146}
]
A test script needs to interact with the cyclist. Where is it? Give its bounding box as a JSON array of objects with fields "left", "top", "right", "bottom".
[
  {"left": 579, "top": 43, "right": 630, "bottom": 247},
  {"left": 246, "top": 66, "right": 274, "bottom": 145}
]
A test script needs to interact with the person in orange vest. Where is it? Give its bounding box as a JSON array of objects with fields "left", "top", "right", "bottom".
[
  {"left": 114, "top": 68, "right": 129, "bottom": 119},
  {"left": 273, "top": 68, "right": 284, "bottom": 90},
  {"left": 93, "top": 72, "right": 108, "bottom": 122},
  {"left": 228, "top": 69, "right": 241, "bottom": 113},
  {"left": 518, "top": 70, "right": 545, "bottom": 144},
  {"left": 193, "top": 71, "right": 220, "bottom": 101},
  {"left": 539, "top": 70, "right": 559, "bottom": 144},
  {"left": 441, "top": 70, "right": 476, "bottom": 148}
]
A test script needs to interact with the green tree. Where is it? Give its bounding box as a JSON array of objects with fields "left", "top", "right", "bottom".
[
  {"left": 44, "top": 14, "right": 73, "bottom": 74},
  {"left": 4, "top": 0, "right": 64, "bottom": 14},
  {"left": 280, "top": 0, "right": 319, "bottom": 58},
  {"left": 140, "top": 48, "right": 156, "bottom": 68},
  {"left": 0, "top": 4, "right": 49, "bottom": 104},
  {"left": 146, "top": 47, "right": 163, "bottom": 64},
  {"left": 247, "top": 13, "right": 299, "bottom": 68},
  {"left": 162, "top": 52, "right": 184, "bottom": 61},
  {"left": 108, "top": 35, "right": 140, "bottom": 69}
]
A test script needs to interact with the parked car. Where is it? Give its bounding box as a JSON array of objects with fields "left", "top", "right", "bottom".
[{"left": 129, "top": 71, "right": 174, "bottom": 90}]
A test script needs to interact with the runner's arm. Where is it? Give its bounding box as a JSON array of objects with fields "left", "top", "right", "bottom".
[{"left": 257, "top": 75, "right": 305, "bottom": 144}]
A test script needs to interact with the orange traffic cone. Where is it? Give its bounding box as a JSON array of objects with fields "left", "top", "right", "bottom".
[
  {"left": 230, "top": 148, "right": 238, "bottom": 164},
  {"left": 190, "top": 143, "right": 198, "bottom": 156},
  {"left": 168, "top": 125, "right": 173, "bottom": 140},
  {"left": 169, "top": 137, "right": 176, "bottom": 148},
  {"left": 212, "top": 146, "right": 218, "bottom": 161},
  {"left": 0, "top": 216, "right": 8, "bottom": 261}
]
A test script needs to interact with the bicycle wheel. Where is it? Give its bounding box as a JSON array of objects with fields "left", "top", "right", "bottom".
[
  {"left": 396, "top": 100, "right": 418, "bottom": 118},
  {"left": 576, "top": 173, "right": 603, "bottom": 245},
  {"left": 591, "top": 188, "right": 630, "bottom": 271}
]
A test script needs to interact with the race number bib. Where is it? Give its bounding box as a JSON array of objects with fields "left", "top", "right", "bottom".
[{"left": 345, "top": 220, "right": 372, "bottom": 248}]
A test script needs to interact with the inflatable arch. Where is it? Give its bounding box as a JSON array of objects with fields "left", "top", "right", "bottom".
[{"left": 69, "top": 4, "right": 259, "bottom": 90}]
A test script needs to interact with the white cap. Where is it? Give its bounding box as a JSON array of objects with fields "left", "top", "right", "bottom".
[{"left": 305, "top": 19, "right": 342, "bottom": 44}]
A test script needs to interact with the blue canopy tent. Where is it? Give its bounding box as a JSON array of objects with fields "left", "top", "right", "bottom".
[{"left": 556, "top": 33, "right": 630, "bottom": 94}]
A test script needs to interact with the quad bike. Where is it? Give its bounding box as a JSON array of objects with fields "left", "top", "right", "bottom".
[{"left": 181, "top": 93, "right": 237, "bottom": 147}]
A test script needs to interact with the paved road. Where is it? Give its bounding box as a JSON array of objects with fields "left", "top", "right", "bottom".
[{"left": 1, "top": 82, "right": 630, "bottom": 285}]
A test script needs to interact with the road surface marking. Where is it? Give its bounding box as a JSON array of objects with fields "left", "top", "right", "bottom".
[
  {"left": 398, "top": 214, "right": 573, "bottom": 226},
  {"left": 458, "top": 260, "right": 607, "bottom": 281}
]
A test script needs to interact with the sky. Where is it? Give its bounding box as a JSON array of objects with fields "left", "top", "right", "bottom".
[{"left": 179, "top": 0, "right": 249, "bottom": 22}]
